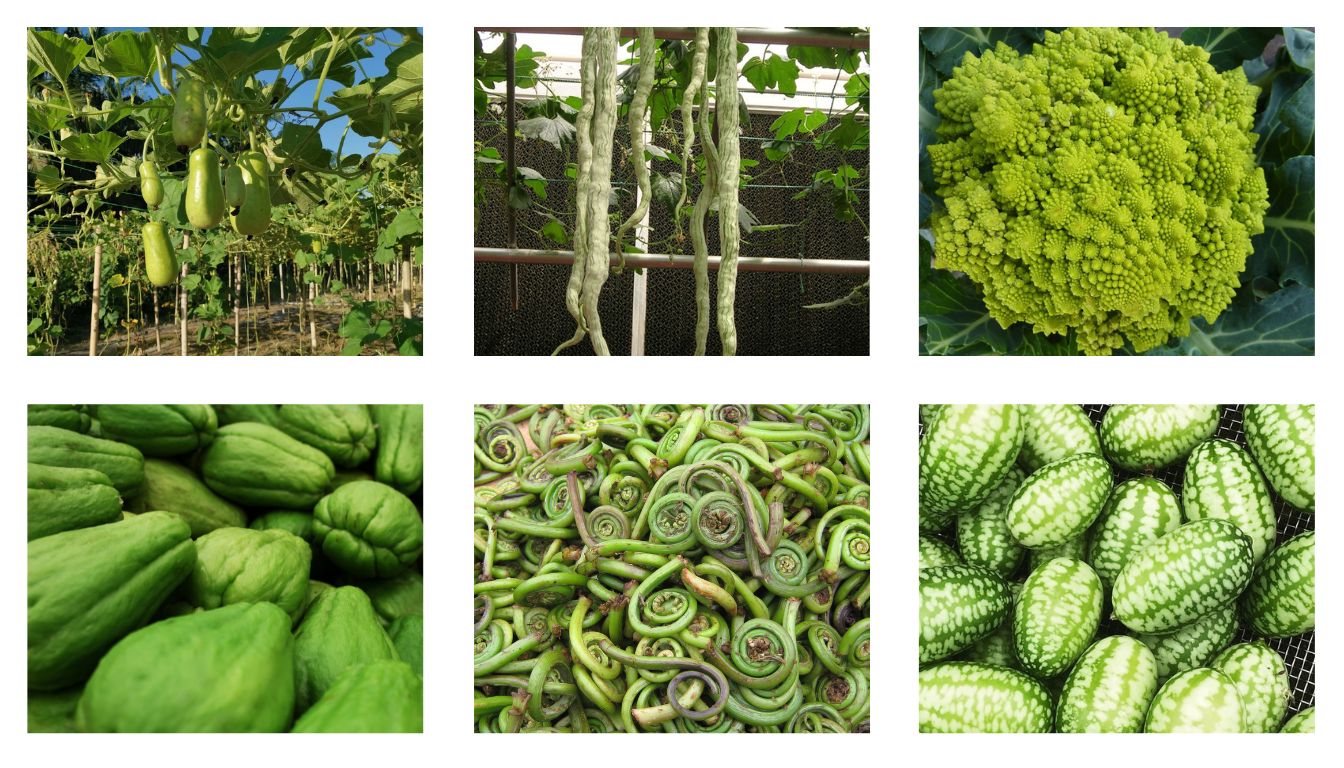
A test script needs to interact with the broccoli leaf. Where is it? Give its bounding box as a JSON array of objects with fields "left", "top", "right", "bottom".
[
  {"left": 1250, "top": 155, "right": 1314, "bottom": 288},
  {"left": 1151, "top": 284, "right": 1313, "bottom": 355},
  {"left": 1179, "top": 27, "right": 1278, "bottom": 71}
]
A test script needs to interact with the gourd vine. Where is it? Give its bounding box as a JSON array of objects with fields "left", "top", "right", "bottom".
[
  {"left": 674, "top": 28, "right": 709, "bottom": 244},
  {"left": 554, "top": 28, "right": 618, "bottom": 356},
  {"left": 689, "top": 28, "right": 718, "bottom": 356},
  {"left": 612, "top": 28, "right": 657, "bottom": 275}
]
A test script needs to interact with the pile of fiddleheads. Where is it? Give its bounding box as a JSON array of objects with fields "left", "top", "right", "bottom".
[{"left": 474, "top": 404, "right": 871, "bottom": 733}]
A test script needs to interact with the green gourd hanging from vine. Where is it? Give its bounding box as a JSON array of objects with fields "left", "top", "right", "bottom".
[
  {"left": 612, "top": 28, "right": 657, "bottom": 274},
  {"left": 713, "top": 27, "right": 742, "bottom": 357}
]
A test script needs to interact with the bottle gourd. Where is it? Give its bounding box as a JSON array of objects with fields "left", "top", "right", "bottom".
[
  {"left": 172, "top": 80, "right": 207, "bottom": 149},
  {"left": 142, "top": 221, "right": 177, "bottom": 287},
  {"left": 138, "top": 161, "right": 164, "bottom": 208},
  {"left": 185, "top": 148, "right": 225, "bottom": 229},
  {"left": 230, "top": 151, "right": 272, "bottom": 236}
]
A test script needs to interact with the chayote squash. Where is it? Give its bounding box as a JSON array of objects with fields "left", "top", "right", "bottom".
[
  {"left": 28, "top": 425, "right": 145, "bottom": 496},
  {"left": 292, "top": 660, "right": 422, "bottom": 732},
  {"left": 200, "top": 422, "right": 335, "bottom": 509},
  {"left": 28, "top": 687, "right": 83, "bottom": 733},
  {"left": 361, "top": 570, "right": 424, "bottom": 624},
  {"left": 372, "top": 404, "right": 423, "bottom": 494},
  {"left": 76, "top": 602, "right": 295, "bottom": 732},
  {"left": 275, "top": 404, "right": 377, "bottom": 469},
  {"left": 92, "top": 404, "right": 218, "bottom": 457},
  {"left": 249, "top": 510, "right": 315, "bottom": 542},
  {"left": 184, "top": 528, "right": 312, "bottom": 621},
  {"left": 28, "top": 405, "right": 91, "bottom": 433},
  {"left": 293, "top": 586, "right": 398, "bottom": 711},
  {"left": 297, "top": 580, "right": 334, "bottom": 623},
  {"left": 215, "top": 403, "right": 281, "bottom": 427},
  {"left": 27, "top": 463, "right": 122, "bottom": 540},
  {"left": 28, "top": 512, "right": 195, "bottom": 690},
  {"left": 313, "top": 480, "right": 423, "bottom": 579},
  {"left": 129, "top": 458, "right": 247, "bottom": 536},
  {"left": 387, "top": 614, "right": 423, "bottom": 677}
]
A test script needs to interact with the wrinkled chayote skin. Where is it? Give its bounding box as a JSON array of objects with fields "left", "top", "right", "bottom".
[
  {"left": 184, "top": 528, "right": 312, "bottom": 622},
  {"left": 75, "top": 602, "right": 295, "bottom": 732},
  {"left": 313, "top": 480, "right": 423, "bottom": 579},
  {"left": 292, "top": 659, "right": 422, "bottom": 732},
  {"left": 293, "top": 586, "right": 399, "bottom": 711}
]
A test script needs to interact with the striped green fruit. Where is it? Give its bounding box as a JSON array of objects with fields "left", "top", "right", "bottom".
[
  {"left": 1136, "top": 604, "right": 1237, "bottom": 682},
  {"left": 1112, "top": 518, "right": 1253, "bottom": 634},
  {"left": 1100, "top": 404, "right": 1220, "bottom": 472},
  {"left": 1144, "top": 667, "right": 1244, "bottom": 732},
  {"left": 919, "top": 535, "right": 961, "bottom": 569},
  {"left": 1183, "top": 438, "right": 1277, "bottom": 564},
  {"left": 1014, "top": 557, "right": 1102, "bottom": 678},
  {"left": 1056, "top": 636, "right": 1158, "bottom": 733},
  {"left": 1088, "top": 477, "right": 1182, "bottom": 590},
  {"left": 956, "top": 466, "right": 1026, "bottom": 578},
  {"left": 1280, "top": 706, "right": 1314, "bottom": 733},
  {"left": 919, "top": 404, "right": 943, "bottom": 427},
  {"left": 918, "top": 662, "right": 1052, "bottom": 733},
  {"left": 1017, "top": 404, "right": 1100, "bottom": 473},
  {"left": 959, "top": 582, "right": 1021, "bottom": 670},
  {"left": 919, "top": 405, "right": 1024, "bottom": 517},
  {"left": 1006, "top": 453, "right": 1111, "bottom": 549},
  {"left": 919, "top": 565, "right": 1012, "bottom": 664},
  {"left": 1211, "top": 642, "right": 1290, "bottom": 733},
  {"left": 1242, "top": 531, "right": 1314, "bottom": 637},
  {"left": 1243, "top": 404, "right": 1314, "bottom": 511},
  {"left": 1026, "top": 533, "right": 1088, "bottom": 573}
]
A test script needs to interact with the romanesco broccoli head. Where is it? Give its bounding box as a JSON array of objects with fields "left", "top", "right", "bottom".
[{"left": 928, "top": 27, "right": 1270, "bottom": 355}]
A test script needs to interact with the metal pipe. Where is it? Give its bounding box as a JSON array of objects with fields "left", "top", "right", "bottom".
[
  {"left": 475, "top": 248, "right": 869, "bottom": 276},
  {"left": 474, "top": 27, "right": 869, "bottom": 50}
]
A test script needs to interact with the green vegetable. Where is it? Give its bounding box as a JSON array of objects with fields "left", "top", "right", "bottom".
[
  {"left": 27, "top": 463, "right": 122, "bottom": 540},
  {"left": 184, "top": 528, "right": 312, "bottom": 621},
  {"left": 1006, "top": 453, "right": 1111, "bottom": 549},
  {"left": 919, "top": 404, "right": 1024, "bottom": 519},
  {"left": 293, "top": 586, "right": 399, "bottom": 712},
  {"left": 275, "top": 404, "right": 377, "bottom": 469},
  {"left": 611, "top": 27, "right": 656, "bottom": 275},
  {"left": 1135, "top": 604, "right": 1237, "bottom": 682},
  {"left": 28, "top": 512, "right": 195, "bottom": 690},
  {"left": 1017, "top": 404, "right": 1100, "bottom": 472},
  {"left": 553, "top": 28, "right": 619, "bottom": 356},
  {"left": 919, "top": 662, "right": 1052, "bottom": 733},
  {"left": 292, "top": 660, "right": 422, "bottom": 732},
  {"left": 249, "top": 510, "right": 314, "bottom": 541},
  {"left": 360, "top": 569, "right": 424, "bottom": 624},
  {"left": 141, "top": 221, "right": 177, "bottom": 287},
  {"left": 927, "top": 28, "right": 1269, "bottom": 355},
  {"left": 138, "top": 160, "right": 164, "bottom": 208},
  {"left": 1211, "top": 642, "right": 1290, "bottom": 733},
  {"left": 171, "top": 79, "right": 207, "bottom": 149},
  {"left": 214, "top": 403, "right": 280, "bottom": 427},
  {"left": 955, "top": 466, "right": 1025, "bottom": 578},
  {"left": 919, "top": 564, "right": 1011, "bottom": 664},
  {"left": 1087, "top": 477, "right": 1181, "bottom": 591},
  {"left": 312, "top": 480, "right": 423, "bottom": 579},
  {"left": 1112, "top": 518, "right": 1253, "bottom": 634},
  {"left": 713, "top": 27, "right": 742, "bottom": 356},
  {"left": 1144, "top": 668, "right": 1244, "bottom": 733},
  {"left": 1099, "top": 404, "right": 1220, "bottom": 471},
  {"left": 918, "top": 534, "right": 961, "bottom": 569},
  {"left": 1242, "top": 530, "right": 1314, "bottom": 637},
  {"left": 372, "top": 403, "right": 423, "bottom": 494},
  {"left": 229, "top": 150, "right": 271, "bottom": 236},
  {"left": 28, "top": 688, "right": 83, "bottom": 733},
  {"left": 387, "top": 616, "right": 423, "bottom": 677},
  {"left": 28, "top": 425, "right": 145, "bottom": 496},
  {"left": 1243, "top": 404, "right": 1315, "bottom": 511},
  {"left": 1013, "top": 557, "right": 1102, "bottom": 678},
  {"left": 1182, "top": 438, "right": 1276, "bottom": 563},
  {"left": 92, "top": 404, "right": 217, "bottom": 458},
  {"left": 200, "top": 422, "right": 335, "bottom": 509},
  {"left": 76, "top": 602, "right": 295, "bottom": 732},
  {"left": 1056, "top": 636, "right": 1158, "bottom": 733},
  {"left": 223, "top": 163, "right": 246, "bottom": 209},
  {"left": 128, "top": 458, "right": 246, "bottom": 536},
  {"left": 184, "top": 148, "right": 224, "bottom": 229},
  {"left": 1280, "top": 706, "right": 1315, "bottom": 733},
  {"left": 27, "top": 405, "right": 91, "bottom": 433}
]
